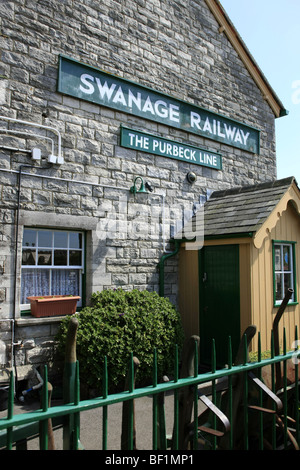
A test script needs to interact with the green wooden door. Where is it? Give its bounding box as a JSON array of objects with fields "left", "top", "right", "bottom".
[{"left": 199, "top": 245, "right": 240, "bottom": 366}]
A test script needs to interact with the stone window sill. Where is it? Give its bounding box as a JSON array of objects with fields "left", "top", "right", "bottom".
[{"left": 16, "top": 316, "right": 67, "bottom": 327}]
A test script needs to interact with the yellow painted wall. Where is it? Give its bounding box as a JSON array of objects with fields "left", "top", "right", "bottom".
[
  {"left": 178, "top": 246, "right": 199, "bottom": 340},
  {"left": 239, "top": 243, "right": 252, "bottom": 337},
  {"left": 251, "top": 202, "right": 300, "bottom": 352}
]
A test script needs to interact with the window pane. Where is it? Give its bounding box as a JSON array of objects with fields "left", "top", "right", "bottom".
[
  {"left": 274, "top": 246, "right": 281, "bottom": 271},
  {"left": 274, "top": 243, "right": 295, "bottom": 304},
  {"left": 69, "top": 232, "right": 82, "bottom": 249},
  {"left": 37, "top": 250, "right": 52, "bottom": 266},
  {"left": 283, "top": 246, "right": 291, "bottom": 271},
  {"left": 22, "top": 249, "right": 36, "bottom": 266},
  {"left": 23, "top": 229, "right": 37, "bottom": 247},
  {"left": 21, "top": 269, "right": 50, "bottom": 303},
  {"left": 52, "top": 269, "right": 80, "bottom": 296},
  {"left": 54, "top": 231, "right": 68, "bottom": 248},
  {"left": 38, "top": 231, "right": 52, "bottom": 247},
  {"left": 21, "top": 229, "right": 84, "bottom": 309},
  {"left": 69, "top": 250, "right": 82, "bottom": 266},
  {"left": 284, "top": 273, "right": 292, "bottom": 292},
  {"left": 54, "top": 250, "right": 67, "bottom": 265},
  {"left": 275, "top": 273, "right": 282, "bottom": 301}
]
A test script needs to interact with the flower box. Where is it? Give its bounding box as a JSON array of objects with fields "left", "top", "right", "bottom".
[{"left": 27, "top": 295, "right": 81, "bottom": 318}]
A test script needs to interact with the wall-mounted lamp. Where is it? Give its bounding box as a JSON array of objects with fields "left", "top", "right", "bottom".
[{"left": 130, "top": 177, "right": 153, "bottom": 194}]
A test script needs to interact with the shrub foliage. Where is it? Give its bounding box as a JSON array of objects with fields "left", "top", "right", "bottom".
[{"left": 56, "top": 289, "right": 184, "bottom": 391}]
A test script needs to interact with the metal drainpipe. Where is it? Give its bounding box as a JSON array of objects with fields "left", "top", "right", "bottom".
[
  {"left": 12, "top": 163, "right": 51, "bottom": 384},
  {"left": 158, "top": 239, "right": 181, "bottom": 297},
  {"left": 11, "top": 164, "right": 35, "bottom": 384},
  {"left": 13, "top": 165, "right": 35, "bottom": 321}
]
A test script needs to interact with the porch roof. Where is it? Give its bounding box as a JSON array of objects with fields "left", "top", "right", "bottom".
[{"left": 181, "top": 177, "right": 300, "bottom": 248}]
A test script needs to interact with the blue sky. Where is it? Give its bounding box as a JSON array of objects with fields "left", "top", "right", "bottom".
[{"left": 220, "top": 0, "right": 300, "bottom": 183}]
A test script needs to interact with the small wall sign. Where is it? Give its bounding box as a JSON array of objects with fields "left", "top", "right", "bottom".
[{"left": 120, "top": 126, "right": 222, "bottom": 170}]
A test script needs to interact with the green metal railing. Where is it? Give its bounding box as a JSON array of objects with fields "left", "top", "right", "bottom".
[{"left": 0, "top": 327, "right": 299, "bottom": 451}]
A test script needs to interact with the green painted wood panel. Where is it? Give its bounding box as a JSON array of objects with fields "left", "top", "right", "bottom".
[{"left": 199, "top": 245, "right": 240, "bottom": 366}]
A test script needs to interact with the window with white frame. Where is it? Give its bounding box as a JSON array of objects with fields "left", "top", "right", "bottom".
[
  {"left": 21, "top": 228, "right": 84, "bottom": 310},
  {"left": 273, "top": 241, "right": 296, "bottom": 305}
]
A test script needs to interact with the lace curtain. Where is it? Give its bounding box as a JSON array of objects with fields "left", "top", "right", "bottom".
[{"left": 21, "top": 269, "right": 80, "bottom": 304}]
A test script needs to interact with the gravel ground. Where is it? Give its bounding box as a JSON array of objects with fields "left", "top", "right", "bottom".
[{"left": 0, "top": 392, "right": 178, "bottom": 451}]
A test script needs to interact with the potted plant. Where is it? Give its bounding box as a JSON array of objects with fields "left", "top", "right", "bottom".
[{"left": 27, "top": 295, "right": 81, "bottom": 318}]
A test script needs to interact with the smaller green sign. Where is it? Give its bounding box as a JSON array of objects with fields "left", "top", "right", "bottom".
[{"left": 120, "top": 126, "right": 222, "bottom": 170}]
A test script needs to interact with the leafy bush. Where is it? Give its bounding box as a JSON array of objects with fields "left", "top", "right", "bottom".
[{"left": 56, "top": 289, "right": 184, "bottom": 392}]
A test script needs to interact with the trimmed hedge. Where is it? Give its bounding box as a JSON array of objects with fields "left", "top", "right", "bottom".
[{"left": 56, "top": 289, "right": 184, "bottom": 392}]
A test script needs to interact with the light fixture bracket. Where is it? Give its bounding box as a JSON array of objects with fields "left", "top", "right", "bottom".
[{"left": 130, "top": 176, "right": 147, "bottom": 194}]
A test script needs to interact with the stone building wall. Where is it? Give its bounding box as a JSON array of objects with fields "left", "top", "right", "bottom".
[{"left": 0, "top": 0, "right": 279, "bottom": 374}]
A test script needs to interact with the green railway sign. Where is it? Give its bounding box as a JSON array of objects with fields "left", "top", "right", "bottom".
[{"left": 58, "top": 55, "right": 260, "bottom": 154}]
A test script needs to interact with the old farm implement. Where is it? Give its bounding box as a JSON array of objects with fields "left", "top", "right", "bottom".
[{"left": 173, "top": 288, "right": 300, "bottom": 450}]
